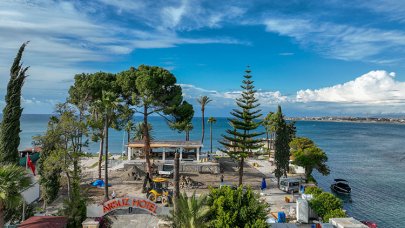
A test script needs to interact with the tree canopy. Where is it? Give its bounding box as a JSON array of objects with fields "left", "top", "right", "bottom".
[
  {"left": 289, "top": 137, "right": 315, "bottom": 152},
  {"left": 290, "top": 138, "right": 330, "bottom": 180},
  {"left": 117, "top": 65, "right": 193, "bottom": 177},
  {"left": 0, "top": 42, "right": 29, "bottom": 164}
]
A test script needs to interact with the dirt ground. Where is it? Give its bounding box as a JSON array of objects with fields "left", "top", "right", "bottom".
[
  {"left": 43, "top": 156, "right": 306, "bottom": 226},
  {"left": 81, "top": 157, "right": 268, "bottom": 203}
]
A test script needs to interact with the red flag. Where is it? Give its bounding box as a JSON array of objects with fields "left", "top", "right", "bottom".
[{"left": 27, "top": 155, "right": 36, "bottom": 176}]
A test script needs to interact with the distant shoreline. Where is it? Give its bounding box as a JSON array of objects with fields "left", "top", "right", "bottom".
[{"left": 288, "top": 118, "right": 405, "bottom": 125}]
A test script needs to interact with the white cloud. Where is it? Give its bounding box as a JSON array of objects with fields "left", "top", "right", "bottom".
[
  {"left": 296, "top": 71, "right": 405, "bottom": 104},
  {"left": 181, "top": 70, "right": 405, "bottom": 116},
  {"left": 264, "top": 18, "right": 405, "bottom": 62},
  {"left": 180, "top": 84, "right": 288, "bottom": 107},
  {"left": 0, "top": 0, "right": 249, "bottom": 108}
]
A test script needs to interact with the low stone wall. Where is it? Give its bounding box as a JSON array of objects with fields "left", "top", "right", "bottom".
[{"left": 124, "top": 160, "right": 220, "bottom": 174}]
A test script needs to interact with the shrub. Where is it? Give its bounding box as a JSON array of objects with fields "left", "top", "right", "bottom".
[
  {"left": 309, "top": 192, "right": 342, "bottom": 219},
  {"left": 304, "top": 186, "right": 322, "bottom": 196},
  {"left": 206, "top": 186, "right": 269, "bottom": 228},
  {"left": 323, "top": 208, "right": 346, "bottom": 222}
]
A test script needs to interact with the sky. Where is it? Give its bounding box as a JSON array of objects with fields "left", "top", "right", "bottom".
[{"left": 1, "top": 0, "right": 405, "bottom": 117}]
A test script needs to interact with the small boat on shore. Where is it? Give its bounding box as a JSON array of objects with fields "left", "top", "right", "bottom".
[{"left": 331, "top": 179, "right": 351, "bottom": 194}]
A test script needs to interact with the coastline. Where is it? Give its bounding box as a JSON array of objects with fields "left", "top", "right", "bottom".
[{"left": 289, "top": 118, "right": 405, "bottom": 125}]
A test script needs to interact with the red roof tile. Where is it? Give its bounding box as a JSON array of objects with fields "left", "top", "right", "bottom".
[{"left": 19, "top": 216, "right": 68, "bottom": 228}]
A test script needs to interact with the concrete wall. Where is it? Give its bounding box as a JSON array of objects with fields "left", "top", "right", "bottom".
[{"left": 124, "top": 160, "right": 220, "bottom": 174}]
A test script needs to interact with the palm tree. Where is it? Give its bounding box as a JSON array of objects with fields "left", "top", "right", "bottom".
[
  {"left": 0, "top": 165, "right": 32, "bottom": 227},
  {"left": 207, "top": 117, "right": 216, "bottom": 155},
  {"left": 169, "top": 192, "right": 209, "bottom": 228},
  {"left": 89, "top": 102, "right": 105, "bottom": 180},
  {"left": 184, "top": 122, "right": 193, "bottom": 141},
  {"left": 263, "top": 112, "right": 277, "bottom": 156},
  {"left": 133, "top": 122, "right": 152, "bottom": 141},
  {"left": 125, "top": 120, "right": 135, "bottom": 143},
  {"left": 97, "top": 91, "right": 122, "bottom": 201},
  {"left": 197, "top": 96, "right": 212, "bottom": 144}
]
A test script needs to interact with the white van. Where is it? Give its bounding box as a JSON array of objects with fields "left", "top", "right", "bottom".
[{"left": 279, "top": 178, "right": 301, "bottom": 193}]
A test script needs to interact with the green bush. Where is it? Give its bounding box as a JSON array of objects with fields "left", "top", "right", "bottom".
[
  {"left": 323, "top": 208, "right": 346, "bottom": 222},
  {"left": 206, "top": 186, "right": 269, "bottom": 228},
  {"left": 304, "top": 186, "right": 323, "bottom": 196},
  {"left": 309, "top": 192, "right": 342, "bottom": 219}
]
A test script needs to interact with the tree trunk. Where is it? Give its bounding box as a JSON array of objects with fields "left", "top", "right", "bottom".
[
  {"left": 104, "top": 114, "right": 109, "bottom": 201},
  {"left": 66, "top": 171, "right": 71, "bottom": 200},
  {"left": 201, "top": 108, "right": 205, "bottom": 143},
  {"left": 210, "top": 123, "right": 213, "bottom": 155},
  {"left": 64, "top": 146, "right": 72, "bottom": 199},
  {"left": 143, "top": 105, "right": 153, "bottom": 179},
  {"left": 127, "top": 129, "right": 130, "bottom": 144},
  {"left": 305, "top": 168, "right": 311, "bottom": 182},
  {"left": 0, "top": 202, "right": 4, "bottom": 228},
  {"left": 239, "top": 157, "right": 244, "bottom": 186},
  {"left": 98, "top": 136, "right": 104, "bottom": 179},
  {"left": 174, "top": 152, "right": 180, "bottom": 213},
  {"left": 266, "top": 131, "right": 270, "bottom": 153}
]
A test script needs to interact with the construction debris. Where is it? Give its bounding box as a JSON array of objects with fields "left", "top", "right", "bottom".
[
  {"left": 180, "top": 175, "right": 204, "bottom": 189},
  {"left": 120, "top": 166, "right": 145, "bottom": 181}
]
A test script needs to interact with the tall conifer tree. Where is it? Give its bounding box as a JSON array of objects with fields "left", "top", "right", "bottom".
[
  {"left": 0, "top": 42, "right": 29, "bottom": 164},
  {"left": 274, "top": 105, "right": 291, "bottom": 186},
  {"left": 219, "top": 67, "right": 263, "bottom": 186}
]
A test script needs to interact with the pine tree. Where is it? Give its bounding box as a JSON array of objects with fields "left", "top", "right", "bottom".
[
  {"left": 219, "top": 67, "right": 263, "bottom": 186},
  {"left": 0, "top": 42, "right": 29, "bottom": 164},
  {"left": 274, "top": 105, "right": 291, "bottom": 186}
]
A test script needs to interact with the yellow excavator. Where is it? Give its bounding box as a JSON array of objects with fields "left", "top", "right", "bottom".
[{"left": 144, "top": 177, "right": 173, "bottom": 206}]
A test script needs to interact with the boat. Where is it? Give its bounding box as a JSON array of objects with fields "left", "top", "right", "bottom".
[
  {"left": 330, "top": 179, "right": 351, "bottom": 194},
  {"left": 361, "top": 221, "right": 377, "bottom": 228}
]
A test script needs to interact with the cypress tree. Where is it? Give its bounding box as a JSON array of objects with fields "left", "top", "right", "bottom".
[
  {"left": 219, "top": 67, "right": 264, "bottom": 186},
  {"left": 0, "top": 42, "right": 29, "bottom": 164},
  {"left": 274, "top": 105, "right": 291, "bottom": 186}
]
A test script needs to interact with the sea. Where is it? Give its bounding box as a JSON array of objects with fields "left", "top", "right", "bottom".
[{"left": 12, "top": 114, "right": 405, "bottom": 227}]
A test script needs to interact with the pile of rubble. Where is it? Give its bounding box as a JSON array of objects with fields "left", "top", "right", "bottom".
[
  {"left": 120, "top": 166, "right": 144, "bottom": 181},
  {"left": 180, "top": 175, "right": 204, "bottom": 189}
]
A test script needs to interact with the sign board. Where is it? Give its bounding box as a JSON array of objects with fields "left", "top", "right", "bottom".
[
  {"left": 87, "top": 197, "right": 161, "bottom": 217},
  {"left": 21, "top": 182, "right": 40, "bottom": 204}
]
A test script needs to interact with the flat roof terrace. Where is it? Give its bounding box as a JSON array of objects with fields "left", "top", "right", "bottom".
[{"left": 127, "top": 140, "right": 204, "bottom": 161}]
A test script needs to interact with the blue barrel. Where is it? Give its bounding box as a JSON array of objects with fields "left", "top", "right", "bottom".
[{"left": 277, "top": 212, "right": 286, "bottom": 223}]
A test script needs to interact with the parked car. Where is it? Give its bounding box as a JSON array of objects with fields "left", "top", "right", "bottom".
[
  {"left": 279, "top": 178, "right": 301, "bottom": 193},
  {"left": 158, "top": 164, "right": 174, "bottom": 177}
]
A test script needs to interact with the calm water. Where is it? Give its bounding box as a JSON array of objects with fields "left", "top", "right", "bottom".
[{"left": 12, "top": 115, "right": 405, "bottom": 226}]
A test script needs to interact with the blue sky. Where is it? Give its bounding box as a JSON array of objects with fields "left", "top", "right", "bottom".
[{"left": 1, "top": 0, "right": 405, "bottom": 116}]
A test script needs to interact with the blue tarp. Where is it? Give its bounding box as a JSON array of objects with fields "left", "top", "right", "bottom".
[
  {"left": 91, "top": 179, "right": 111, "bottom": 187},
  {"left": 261, "top": 177, "right": 267, "bottom": 190},
  {"left": 300, "top": 185, "right": 305, "bottom": 193}
]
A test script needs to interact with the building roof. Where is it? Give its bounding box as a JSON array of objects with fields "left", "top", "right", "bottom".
[
  {"left": 19, "top": 216, "right": 68, "bottom": 228},
  {"left": 20, "top": 146, "right": 42, "bottom": 153},
  {"left": 128, "top": 140, "right": 203, "bottom": 149}
]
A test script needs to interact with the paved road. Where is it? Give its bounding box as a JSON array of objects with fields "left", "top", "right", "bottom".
[{"left": 108, "top": 207, "right": 171, "bottom": 228}]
